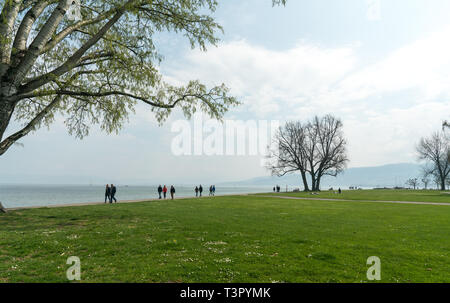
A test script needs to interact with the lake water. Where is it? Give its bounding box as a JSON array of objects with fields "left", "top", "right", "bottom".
[{"left": 0, "top": 184, "right": 271, "bottom": 208}]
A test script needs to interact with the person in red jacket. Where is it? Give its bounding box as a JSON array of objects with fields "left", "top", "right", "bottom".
[{"left": 163, "top": 185, "right": 167, "bottom": 199}]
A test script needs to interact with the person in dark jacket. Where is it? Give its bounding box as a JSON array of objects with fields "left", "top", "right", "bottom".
[
  {"left": 110, "top": 184, "right": 117, "bottom": 203},
  {"left": 105, "top": 184, "right": 111, "bottom": 203},
  {"left": 170, "top": 185, "right": 176, "bottom": 200},
  {"left": 199, "top": 185, "right": 203, "bottom": 197},
  {"left": 195, "top": 186, "right": 199, "bottom": 197},
  {"left": 158, "top": 185, "right": 163, "bottom": 199}
]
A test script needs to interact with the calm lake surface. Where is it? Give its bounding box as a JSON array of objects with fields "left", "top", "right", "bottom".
[{"left": 0, "top": 184, "right": 270, "bottom": 208}]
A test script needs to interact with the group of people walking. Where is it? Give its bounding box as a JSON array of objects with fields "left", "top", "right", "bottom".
[
  {"left": 104, "top": 184, "right": 220, "bottom": 203},
  {"left": 157, "top": 184, "right": 217, "bottom": 200},
  {"left": 104, "top": 184, "right": 117, "bottom": 203},
  {"left": 194, "top": 185, "right": 203, "bottom": 197},
  {"left": 157, "top": 185, "right": 176, "bottom": 200},
  {"left": 193, "top": 185, "right": 216, "bottom": 197}
]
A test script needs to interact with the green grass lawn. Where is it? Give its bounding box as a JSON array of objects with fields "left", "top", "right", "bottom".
[
  {"left": 0, "top": 194, "right": 449, "bottom": 283},
  {"left": 258, "top": 189, "right": 450, "bottom": 203}
]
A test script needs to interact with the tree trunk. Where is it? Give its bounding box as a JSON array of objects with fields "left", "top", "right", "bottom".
[
  {"left": 0, "top": 202, "right": 7, "bottom": 213},
  {"left": 440, "top": 179, "right": 446, "bottom": 191},
  {"left": 0, "top": 84, "right": 17, "bottom": 142},
  {"left": 311, "top": 173, "right": 317, "bottom": 192},
  {"left": 300, "top": 171, "right": 310, "bottom": 192},
  {"left": 316, "top": 176, "right": 321, "bottom": 192}
]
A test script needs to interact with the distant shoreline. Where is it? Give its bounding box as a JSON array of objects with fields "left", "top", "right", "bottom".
[
  {"left": 5, "top": 193, "right": 260, "bottom": 211},
  {"left": 0, "top": 185, "right": 271, "bottom": 209}
]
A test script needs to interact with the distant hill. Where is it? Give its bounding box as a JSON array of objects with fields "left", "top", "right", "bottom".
[{"left": 219, "top": 163, "right": 423, "bottom": 189}]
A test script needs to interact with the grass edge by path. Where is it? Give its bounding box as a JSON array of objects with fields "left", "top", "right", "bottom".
[{"left": 254, "top": 195, "right": 450, "bottom": 206}]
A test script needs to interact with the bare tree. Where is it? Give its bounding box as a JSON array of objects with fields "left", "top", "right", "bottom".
[
  {"left": 266, "top": 121, "right": 310, "bottom": 191},
  {"left": 421, "top": 177, "right": 430, "bottom": 190},
  {"left": 444, "top": 121, "right": 450, "bottom": 163},
  {"left": 443, "top": 120, "right": 449, "bottom": 130},
  {"left": 267, "top": 115, "right": 348, "bottom": 191},
  {"left": 406, "top": 178, "right": 418, "bottom": 190},
  {"left": 416, "top": 132, "right": 450, "bottom": 191},
  {"left": 306, "top": 115, "right": 348, "bottom": 191}
]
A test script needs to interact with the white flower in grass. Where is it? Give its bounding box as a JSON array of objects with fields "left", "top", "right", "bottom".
[{"left": 215, "top": 258, "right": 232, "bottom": 263}]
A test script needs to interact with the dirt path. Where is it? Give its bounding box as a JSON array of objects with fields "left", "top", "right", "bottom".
[{"left": 257, "top": 195, "right": 450, "bottom": 206}]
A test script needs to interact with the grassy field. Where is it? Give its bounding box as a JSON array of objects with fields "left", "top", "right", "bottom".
[
  {"left": 258, "top": 189, "right": 450, "bottom": 203},
  {"left": 0, "top": 193, "right": 449, "bottom": 283}
]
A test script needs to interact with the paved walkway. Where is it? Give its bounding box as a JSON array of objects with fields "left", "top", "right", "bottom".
[{"left": 257, "top": 195, "right": 450, "bottom": 206}]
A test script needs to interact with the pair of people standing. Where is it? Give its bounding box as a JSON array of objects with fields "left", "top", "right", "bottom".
[
  {"left": 105, "top": 184, "right": 117, "bottom": 203},
  {"left": 158, "top": 185, "right": 167, "bottom": 199},
  {"left": 158, "top": 185, "right": 176, "bottom": 200},
  {"left": 209, "top": 185, "right": 216, "bottom": 196},
  {"left": 195, "top": 185, "right": 203, "bottom": 197}
]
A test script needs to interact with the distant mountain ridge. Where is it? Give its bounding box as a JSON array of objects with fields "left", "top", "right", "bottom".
[{"left": 220, "top": 163, "right": 423, "bottom": 189}]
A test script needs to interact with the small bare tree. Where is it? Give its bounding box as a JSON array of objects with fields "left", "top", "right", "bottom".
[
  {"left": 443, "top": 120, "right": 449, "bottom": 130},
  {"left": 416, "top": 132, "right": 450, "bottom": 191},
  {"left": 421, "top": 177, "right": 430, "bottom": 190},
  {"left": 406, "top": 178, "right": 418, "bottom": 190}
]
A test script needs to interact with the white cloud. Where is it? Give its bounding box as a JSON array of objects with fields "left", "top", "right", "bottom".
[
  {"left": 163, "top": 32, "right": 450, "bottom": 167},
  {"left": 164, "top": 39, "right": 357, "bottom": 117},
  {"left": 345, "top": 102, "right": 450, "bottom": 167},
  {"left": 328, "top": 24, "right": 450, "bottom": 103}
]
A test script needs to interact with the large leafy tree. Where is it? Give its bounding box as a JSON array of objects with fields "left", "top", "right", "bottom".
[{"left": 0, "top": 0, "right": 285, "bottom": 156}]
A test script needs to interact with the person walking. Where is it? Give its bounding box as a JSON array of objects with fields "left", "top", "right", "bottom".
[
  {"left": 163, "top": 185, "right": 167, "bottom": 199},
  {"left": 105, "top": 184, "right": 111, "bottom": 203},
  {"left": 338, "top": 188, "right": 342, "bottom": 194},
  {"left": 195, "top": 186, "right": 199, "bottom": 197},
  {"left": 199, "top": 185, "right": 203, "bottom": 197},
  {"left": 158, "top": 185, "right": 163, "bottom": 199},
  {"left": 110, "top": 184, "right": 117, "bottom": 203},
  {"left": 170, "top": 185, "right": 176, "bottom": 200},
  {"left": 209, "top": 185, "right": 213, "bottom": 196},
  {"left": 212, "top": 185, "right": 216, "bottom": 196}
]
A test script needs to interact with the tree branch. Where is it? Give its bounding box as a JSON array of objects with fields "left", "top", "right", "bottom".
[
  {"left": 40, "top": 6, "right": 119, "bottom": 55},
  {"left": 17, "top": 1, "right": 131, "bottom": 94},
  {"left": 0, "top": 95, "right": 62, "bottom": 156},
  {"left": 11, "top": 0, "right": 52, "bottom": 63},
  {"left": 10, "top": 0, "right": 72, "bottom": 86},
  {"left": 0, "top": 0, "right": 22, "bottom": 72}
]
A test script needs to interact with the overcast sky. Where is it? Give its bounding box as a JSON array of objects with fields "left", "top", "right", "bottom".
[{"left": 1, "top": 0, "right": 450, "bottom": 185}]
